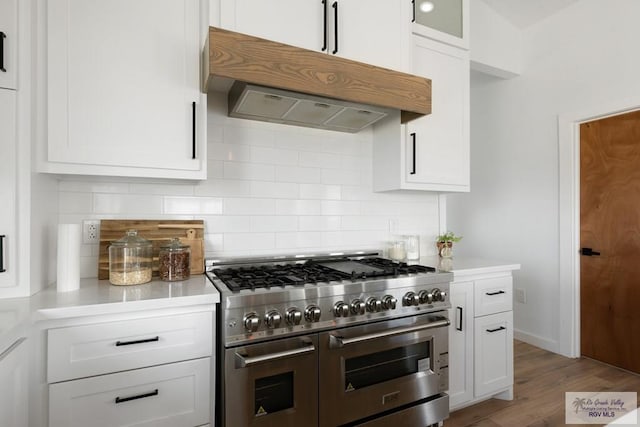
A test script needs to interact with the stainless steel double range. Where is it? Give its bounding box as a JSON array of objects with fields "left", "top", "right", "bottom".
[{"left": 205, "top": 251, "right": 453, "bottom": 427}]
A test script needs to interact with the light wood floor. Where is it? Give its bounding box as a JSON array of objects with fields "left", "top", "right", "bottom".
[{"left": 445, "top": 340, "right": 640, "bottom": 427}]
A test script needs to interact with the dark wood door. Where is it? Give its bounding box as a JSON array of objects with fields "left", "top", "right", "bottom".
[{"left": 580, "top": 110, "right": 640, "bottom": 374}]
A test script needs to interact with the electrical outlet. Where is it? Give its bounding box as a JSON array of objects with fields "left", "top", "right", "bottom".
[
  {"left": 83, "top": 220, "right": 100, "bottom": 244},
  {"left": 515, "top": 288, "right": 526, "bottom": 304}
]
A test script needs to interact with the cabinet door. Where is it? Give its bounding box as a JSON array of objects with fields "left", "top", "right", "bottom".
[
  {"left": 405, "top": 37, "right": 469, "bottom": 191},
  {"left": 47, "top": 0, "right": 206, "bottom": 179},
  {"left": 474, "top": 311, "right": 513, "bottom": 397},
  {"left": 412, "top": 0, "right": 469, "bottom": 50},
  {"left": 332, "top": 0, "right": 410, "bottom": 71},
  {"left": 0, "top": 89, "right": 17, "bottom": 292},
  {"left": 0, "top": 0, "right": 17, "bottom": 89},
  {"left": 448, "top": 281, "right": 474, "bottom": 409},
  {"left": 219, "top": 0, "right": 324, "bottom": 52},
  {"left": 0, "top": 338, "right": 28, "bottom": 427}
]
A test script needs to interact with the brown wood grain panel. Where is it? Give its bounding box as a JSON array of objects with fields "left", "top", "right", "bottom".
[
  {"left": 580, "top": 109, "right": 640, "bottom": 374},
  {"left": 205, "top": 27, "right": 431, "bottom": 120},
  {"left": 98, "top": 220, "right": 205, "bottom": 280}
]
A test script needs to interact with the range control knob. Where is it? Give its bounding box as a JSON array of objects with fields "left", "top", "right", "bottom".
[
  {"left": 350, "top": 299, "right": 366, "bottom": 315},
  {"left": 382, "top": 295, "right": 397, "bottom": 310},
  {"left": 419, "top": 290, "right": 434, "bottom": 304},
  {"left": 265, "top": 310, "right": 282, "bottom": 329},
  {"left": 285, "top": 308, "right": 302, "bottom": 326},
  {"left": 304, "top": 305, "right": 322, "bottom": 323},
  {"left": 243, "top": 312, "right": 261, "bottom": 333},
  {"left": 403, "top": 292, "right": 420, "bottom": 307},
  {"left": 366, "top": 297, "right": 382, "bottom": 313},
  {"left": 432, "top": 288, "right": 446, "bottom": 302},
  {"left": 333, "top": 301, "right": 350, "bottom": 317}
]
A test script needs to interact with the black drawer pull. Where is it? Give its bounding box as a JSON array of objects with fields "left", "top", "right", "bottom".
[
  {"left": 115, "top": 389, "right": 158, "bottom": 404},
  {"left": 456, "top": 306, "right": 463, "bottom": 331},
  {"left": 332, "top": 2, "right": 338, "bottom": 54},
  {"left": 410, "top": 132, "right": 416, "bottom": 174},
  {"left": 115, "top": 336, "right": 159, "bottom": 346},
  {"left": 486, "top": 326, "right": 506, "bottom": 333},
  {"left": 485, "top": 290, "right": 505, "bottom": 296},
  {"left": 0, "top": 235, "right": 6, "bottom": 273},
  {"left": 191, "top": 101, "right": 196, "bottom": 159},
  {"left": 321, "top": 0, "right": 327, "bottom": 51},
  {"left": 0, "top": 32, "right": 6, "bottom": 72}
]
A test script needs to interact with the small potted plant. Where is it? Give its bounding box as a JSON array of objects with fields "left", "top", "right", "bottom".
[{"left": 435, "top": 231, "right": 462, "bottom": 258}]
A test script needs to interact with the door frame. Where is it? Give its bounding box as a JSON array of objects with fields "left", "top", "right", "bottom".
[{"left": 558, "top": 98, "right": 640, "bottom": 358}]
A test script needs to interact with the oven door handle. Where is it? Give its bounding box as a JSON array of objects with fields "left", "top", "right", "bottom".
[
  {"left": 235, "top": 342, "right": 316, "bottom": 368},
  {"left": 329, "top": 317, "right": 450, "bottom": 348}
]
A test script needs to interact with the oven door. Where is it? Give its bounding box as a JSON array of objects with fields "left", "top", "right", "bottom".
[
  {"left": 224, "top": 335, "right": 318, "bottom": 427},
  {"left": 319, "top": 312, "right": 449, "bottom": 427}
]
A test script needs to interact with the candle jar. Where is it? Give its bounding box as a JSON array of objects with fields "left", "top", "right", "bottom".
[
  {"left": 158, "top": 238, "right": 191, "bottom": 282},
  {"left": 389, "top": 240, "right": 407, "bottom": 261},
  {"left": 406, "top": 235, "right": 420, "bottom": 260},
  {"left": 108, "top": 230, "right": 153, "bottom": 286}
]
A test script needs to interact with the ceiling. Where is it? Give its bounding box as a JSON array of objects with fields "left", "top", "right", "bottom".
[{"left": 481, "top": 0, "right": 581, "bottom": 29}]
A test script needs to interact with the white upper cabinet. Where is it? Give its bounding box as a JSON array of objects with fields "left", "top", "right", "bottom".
[
  {"left": 0, "top": 0, "right": 17, "bottom": 89},
  {"left": 373, "top": 36, "right": 469, "bottom": 192},
  {"left": 44, "top": 0, "right": 207, "bottom": 180},
  {"left": 412, "top": 0, "right": 469, "bottom": 49},
  {"left": 216, "top": 0, "right": 411, "bottom": 72},
  {"left": 0, "top": 89, "right": 17, "bottom": 293}
]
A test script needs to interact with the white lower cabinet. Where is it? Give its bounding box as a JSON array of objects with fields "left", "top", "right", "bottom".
[
  {"left": 474, "top": 311, "right": 513, "bottom": 397},
  {"left": 49, "top": 357, "right": 210, "bottom": 427},
  {"left": 448, "top": 272, "right": 514, "bottom": 411},
  {"left": 46, "top": 310, "right": 214, "bottom": 427},
  {"left": 0, "top": 337, "right": 28, "bottom": 427}
]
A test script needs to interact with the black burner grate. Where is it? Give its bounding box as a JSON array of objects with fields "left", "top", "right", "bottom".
[{"left": 213, "top": 257, "right": 436, "bottom": 292}]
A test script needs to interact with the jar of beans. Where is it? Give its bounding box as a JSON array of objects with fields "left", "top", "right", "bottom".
[{"left": 158, "top": 238, "right": 191, "bottom": 282}]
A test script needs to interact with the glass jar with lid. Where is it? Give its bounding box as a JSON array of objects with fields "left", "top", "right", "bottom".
[
  {"left": 158, "top": 238, "right": 191, "bottom": 282},
  {"left": 108, "top": 230, "right": 153, "bottom": 286}
]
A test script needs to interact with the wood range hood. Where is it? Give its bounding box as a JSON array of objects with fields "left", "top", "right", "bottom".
[{"left": 203, "top": 27, "right": 431, "bottom": 133}]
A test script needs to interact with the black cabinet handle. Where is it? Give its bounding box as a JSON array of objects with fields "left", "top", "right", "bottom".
[
  {"left": 332, "top": 2, "right": 338, "bottom": 54},
  {"left": 485, "top": 290, "right": 505, "bottom": 296},
  {"left": 486, "top": 326, "right": 506, "bottom": 333},
  {"left": 410, "top": 132, "right": 416, "bottom": 174},
  {"left": 0, "top": 235, "right": 6, "bottom": 273},
  {"left": 115, "top": 336, "right": 159, "bottom": 347},
  {"left": 580, "top": 247, "right": 600, "bottom": 256},
  {"left": 321, "top": 0, "right": 327, "bottom": 51},
  {"left": 192, "top": 101, "right": 196, "bottom": 159},
  {"left": 0, "top": 32, "right": 6, "bottom": 72},
  {"left": 411, "top": 0, "right": 416, "bottom": 23},
  {"left": 456, "top": 306, "right": 463, "bottom": 331},
  {"left": 115, "top": 389, "right": 158, "bottom": 404}
]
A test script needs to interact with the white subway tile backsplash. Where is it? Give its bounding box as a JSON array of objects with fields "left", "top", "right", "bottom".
[
  {"left": 275, "top": 165, "right": 322, "bottom": 183},
  {"left": 59, "top": 192, "right": 92, "bottom": 214},
  {"left": 224, "top": 198, "right": 276, "bottom": 215},
  {"left": 94, "top": 194, "right": 163, "bottom": 215},
  {"left": 250, "top": 181, "right": 300, "bottom": 199},
  {"left": 61, "top": 100, "right": 442, "bottom": 277},
  {"left": 299, "top": 184, "right": 341, "bottom": 200},
  {"left": 250, "top": 216, "right": 298, "bottom": 232},
  {"left": 276, "top": 199, "right": 322, "bottom": 216},
  {"left": 299, "top": 216, "right": 341, "bottom": 231},
  {"left": 223, "top": 161, "right": 275, "bottom": 181},
  {"left": 163, "top": 196, "right": 223, "bottom": 215}
]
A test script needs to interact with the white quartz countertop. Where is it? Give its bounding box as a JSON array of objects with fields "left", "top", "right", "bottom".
[
  {"left": 417, "top": 255, "right": 521, "bottom": 278},
  {"left": 0, "top": 274, "right": 219, "bottom": 352}
]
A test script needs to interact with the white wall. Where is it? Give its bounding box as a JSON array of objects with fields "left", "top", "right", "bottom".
[
  {"left": 59, "top": 92, "right": 443, "bottom": 278},
  {"left": 448, "top": 0, "right": 640, "bottom": 355}
]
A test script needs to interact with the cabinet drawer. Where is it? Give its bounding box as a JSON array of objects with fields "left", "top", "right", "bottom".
[
  {"left": 49, "top": 357, "right": 210, "bottom": 427},
  {"left": 48, "top": 311, "right": 212, "bottom": 383},
  {"left": 474, "top": 276, "right": 512, "bottom": 317}
]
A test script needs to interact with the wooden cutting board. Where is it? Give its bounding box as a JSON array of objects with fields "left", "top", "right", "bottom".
[{"left": 98, "top": 220, "right": 205, "bottom": 280}]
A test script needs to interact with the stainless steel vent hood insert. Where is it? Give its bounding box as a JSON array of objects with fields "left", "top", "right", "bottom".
[{"left": 229, "top": 82, "right": 390, "bottom": 133}]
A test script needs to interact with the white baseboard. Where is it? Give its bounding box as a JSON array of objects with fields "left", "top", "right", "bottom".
[{"left": 514, "top": 329, "right": 564, "bottom": 355}]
